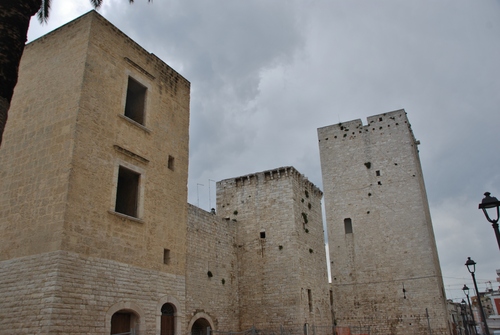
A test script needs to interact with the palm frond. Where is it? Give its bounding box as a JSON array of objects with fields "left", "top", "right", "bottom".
[
  {"left": 37, "top": 0, "right": 51, "bottom": 24},
  {"left": 37, "top": 0, "right": 151, "bottom": 24},
  {"left": 90, "top": 0, "right": 104, "bottom": 8}
]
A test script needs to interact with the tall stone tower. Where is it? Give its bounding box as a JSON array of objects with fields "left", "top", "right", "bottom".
[
  {"left": 0, "top": 12, "right": 190, "bottom": 334},
  {"left": 216, "top": 167, "right": 332, "bottom": 331},
  {"left": 318, "top": 110, "right": 450, "bottom": 335}
]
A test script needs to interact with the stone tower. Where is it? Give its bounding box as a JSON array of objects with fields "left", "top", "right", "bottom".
[
  {"left": 318, "top": 110, "right": 450, "bottom": 335},
  {"left": 216, "top": 167, "right": 332, "bottom": 331},
  {"left": 0, "top": 12, "right": 190, "bottom": 334}
]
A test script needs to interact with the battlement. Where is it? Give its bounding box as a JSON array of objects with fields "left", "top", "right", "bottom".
[
  {"left": 317, "top": 109, "right": 417, "bottom": 143},
  {"left": 217, "top": 166, "right": 322, "bottom": 197}
]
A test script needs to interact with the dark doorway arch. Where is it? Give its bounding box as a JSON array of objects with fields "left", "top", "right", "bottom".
[
  {"left": 191, "top": 318, "right": 211, "bottom": 335},
  {"left": 110, "top": 310, "right": 139, "bottom": 335},
  {"left": 161, "top": 303, "right": 176, "bottom": 335}
]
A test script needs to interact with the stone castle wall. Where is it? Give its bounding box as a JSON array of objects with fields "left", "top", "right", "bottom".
[
  {"left": 0, "top": 9, "right": 190, "bottom": 272},
  {"left": 216, "top": 167, "right": 331, "bottom": 330},
  {"left": 0, "top": 10, "right": 450, "bottom": 335},
  {"left": 186, "top": 204, "right": 240, "bottom": 331},
  {"left": 318, "top": 110, "right": 449, "bottom": 335},
  {"left": 0, "top": 11, "right": 190, "bottom": 335},
  {"left": 61, "top": 12, "right": 190, "bottom": 274}
]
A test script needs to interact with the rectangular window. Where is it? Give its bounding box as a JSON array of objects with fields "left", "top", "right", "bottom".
[
  {"left": 307, "top": 289, "right": 313, "bottom": 312},
  {"left": 163, "top": 249, "right": 170, "bottom": 264},
  {"left": 168, "top": 155, "right": 175, "bottom": 171},
  {"left": 344, "top": 218, "right": 353, "bottom": 234},
  {"left": 115, "top": 166, "right": 140, "bottom": 217},
  {"left": 124, "top": 76, "right": 147, "bottom": 125}
]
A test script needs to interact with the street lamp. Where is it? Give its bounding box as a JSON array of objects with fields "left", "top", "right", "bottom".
[
  {"left": 478, "top": 192, "right": 500, "bottom": 250},
  {"left": 463, "top": 285, "right": 477, "bottom": 335},
  {"left": 461, "top": 299, "right": 470, "bottom": 335},
  {"left": 465, "top": 257, "right": 490, "bottom": 335}
]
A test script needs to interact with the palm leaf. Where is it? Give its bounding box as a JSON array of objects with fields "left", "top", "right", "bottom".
[
  {"left": 37, "top": 0, "right": 51, "bottom": 23},
  {"left": 37, "top": 0, "right": 152, "bottom": 24},
  {"left": 90, "top": 0, "right": 104, "bottom": 8}
]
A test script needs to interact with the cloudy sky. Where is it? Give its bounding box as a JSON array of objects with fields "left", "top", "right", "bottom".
[{"left": 27, "top": 0, "right": 500, "bottom": 302}]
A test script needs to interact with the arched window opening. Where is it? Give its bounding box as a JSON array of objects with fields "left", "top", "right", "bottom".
[
  {"left": 161, "top": 303, "right": 176, "bottom": 335},
  {"left": 111, "top": 310, "right": 139, "bottom": 335},
  {"left": 191, "top": 318, "right": 211, "bottom": 335}
]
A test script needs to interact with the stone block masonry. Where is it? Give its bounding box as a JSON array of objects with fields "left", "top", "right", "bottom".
[
  {"left": 0, "top": 251, "right": 186, "bottom": 334},
  {"left": 186, "top": 204, "right": 240, "bottom": 331},
  {"left": 0, "top": 10, "right": 190, "bottom": 272},
  {"left": 216, "top": 167, "right": 332, "bottom": 330},
  {"left": 0, "top": 11, "right": 190, "bottom": 335},
  {"left": 318, "top": 110, "right": 450, "bottom": 335}
]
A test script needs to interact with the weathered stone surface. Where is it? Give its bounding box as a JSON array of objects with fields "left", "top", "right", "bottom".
[
  {"left": 0, "top": 11, "right": 189, "bottom": 334},
  {"left": 216, "top": 167, "right": 332, "bottom": 330},
  {"left": 318, "top": 110, "right": 450, "bottom": 335},
  {"left": 0, "top": 251, "right": 186, "bottom": 334},
  {"left": 186, "top": 204, "right": 239, "bottom": 331}
]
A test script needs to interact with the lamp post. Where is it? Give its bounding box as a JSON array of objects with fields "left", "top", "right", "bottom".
[
  {"left": 465, "top": 257, "right": 490, "bottom": 335},
  {"left": 463, "top": 285, "right": 477, "bottom": 335},
  {"left": 478, "top": 192, "right": 500, "bottom": 250},
  {"left": 461, "top": 299, "right": 470, "bottom": 335}
]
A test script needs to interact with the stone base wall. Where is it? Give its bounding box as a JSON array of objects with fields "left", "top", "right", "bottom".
[{"left": 0, "top": 251, "right": 186, "bottom": 335}]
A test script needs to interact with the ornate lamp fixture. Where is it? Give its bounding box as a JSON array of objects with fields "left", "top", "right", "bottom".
[
  {"left": 464, "top": 257, "right": 490, "bottom": 335},
  {"left": 478, "top": 192, "right": 500, "bottom": 250}
]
